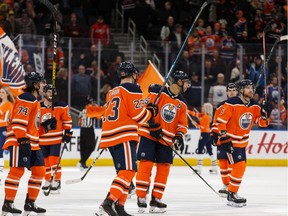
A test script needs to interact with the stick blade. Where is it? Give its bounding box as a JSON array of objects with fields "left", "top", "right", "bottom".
[{"left": 65, "top": 178, "right": 82, "bottom": 184}]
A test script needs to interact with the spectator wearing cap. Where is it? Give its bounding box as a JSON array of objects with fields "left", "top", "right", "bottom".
[
  {"left": 208, "top": 73, "right": 227, "bottom": 109},
  {"left": 90, "top": 16, "right": 111, "bottom": 47}
]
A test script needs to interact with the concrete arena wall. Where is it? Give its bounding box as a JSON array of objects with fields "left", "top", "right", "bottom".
[{"left": 3, "top": 128, "right": 288, "bottom": 167}]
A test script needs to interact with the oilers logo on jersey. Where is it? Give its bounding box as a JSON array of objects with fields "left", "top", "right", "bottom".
[
  {"left": 239, "top": 112, "right": 252, "bottom": 129},
  {"left": 161, "top": 104, "right": 177, "bottom": 123}
]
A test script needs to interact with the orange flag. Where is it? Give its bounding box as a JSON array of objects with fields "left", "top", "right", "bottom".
[
  {"left": 0, "top": 27, "right": 25, "bottom": 96},
  {"left": 138, "top": 60, "right": 164, "bottom": 99}
]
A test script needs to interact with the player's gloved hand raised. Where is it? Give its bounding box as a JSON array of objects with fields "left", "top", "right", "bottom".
[
  {"left": 18, "top": 138, "right": 31, "bottom": 166},
  {"left": 41, "top": 117, "right": 57, "bottom": 133},
  {"left": 219, "top": 136, "right": 234, "bottom": 154},
  {"left": 172, "top": 133, "right": 184, "bottom": 151},
  {"left": 210, "top": 132, "right": 219, "bottom": 146},
  {"left": 260, "top": 100, "right": 272, "bottom": 120},
  {"left": 148, "top": 122, "right": 162, "bottom": 139},
  {"left": 62, "top": 130, "right": 73, "bottom": 143},
  {"left": 146, "top": 103, "right": 158, "bottom": 118}
]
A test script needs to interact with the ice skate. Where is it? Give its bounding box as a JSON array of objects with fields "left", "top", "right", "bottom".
[
  {"left": 227, "top": 191, "right": 247, "bottom": 207},
  {"left": 95, "top": 198, "right": 117, "bottom": 216},
  {"left": 209, "top": 154, "right": 218, "bottom": 174},
  {"left": 137, "top": 197, "right": 147, "bottom": 213},
  {"left": 77, "top": 162, "right": 88, "bottom": 171},
  {"left": 23, "top": 195, "right": 46, "bottom": 216},
  {"left": 50, "top": 180, "right": 61, "bottom": 194},
  {"left": 127, "top": 182, "right": 135, "bottom": 199},
  {"left": 41, "top": 180, "right": 51, "bottom": 191},
  {"left": 1, "top": 199, "right": 22, "bottom": 216},
  {"left": 218, "top": 184, "right": 228, "bottom": 197},
  {"left": 115, "top": 203, "right": 133, "bottom": 216},
  {"left": 149, "top": 196, "right": 167, "bottom": 213}
]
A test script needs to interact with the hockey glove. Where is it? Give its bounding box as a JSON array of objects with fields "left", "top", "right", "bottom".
[
  {"left": 41, "top": 117, "right": 57, "bottom": 133},
  {"left": 219, "top": 136, "right": 234, "bottom": 154},
  {"left": 260, "top": 101, "right": 272, "bottom": 120},
  {"left": 18, "top": 138, "right": 31, "bottom": 167},
  {"left": 172, "top": 133, "right": 184, "bottom": 151},
  {"left": 148, "top": 122, "right": 162, "bottom": 139},
  {"left": 62, "top": 130, "right": 73, "bottom": 143},
  {"left": 146, "top": 103, "right": 159, "bottom": 118},
  {"left": 210, "top": 132, "right": 219, "bottom": 147}
]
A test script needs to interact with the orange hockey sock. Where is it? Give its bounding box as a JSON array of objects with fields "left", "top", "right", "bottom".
[
  {"left": 4, "top": 167, "right": 24, "bottom": 201},
  {"left": 152, "top": 163, "right": 170, "bottom": 199},
  {"left": 49, "top": 156, "right": 61, "bottom": 181},
  {"left": 228, "top": 161, "right": 246, "bottom": 193},
  {"left": 219, "top": 159, "right": 230, "bottom": 185},
  {"left": 136, "top": 160, "right": 153, "bottom": 198},
  {"left": 28, "top": 166, "right": 45, "bottom": 201}
]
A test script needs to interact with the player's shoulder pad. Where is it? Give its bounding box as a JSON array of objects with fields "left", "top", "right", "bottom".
[
  {"left": 216, "top": 100, "right": 226, "bottom": 108},
  {"left": 18, "top": 92, "right": 37, "bottom": 102},
  {"left": 249, "top": 99, "right": 260, "bottom": 106},
  {"left": 148, "top": 84, "right": 162, "bottom": 93},
  {"left": 225, "top": 96, "right": 242, "bottom": 105},
  {"left": 121, "top": 83, "right": 142, "bottom": 93},
  {"left": 54, "top": 100, "right": 67, "bottom": 107}
]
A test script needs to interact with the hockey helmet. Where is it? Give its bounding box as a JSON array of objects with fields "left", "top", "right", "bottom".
[
  {"left": 237, "top": 79, "right": 255, "bottom": 92},
  {"left": 171, "top": 70, "right": 189, "bottom": 83},
  {"left": 24, "top": 71, "right": 45, "bottom": 88},
  {"left": 117, "top": 61, "right": 139, "bottom": 79},
  {"left": 43, "top": 84, "right": 57, "bottom": 95},
  {"left": 226, "top": 82, "right": 237, "bottom": 91}
]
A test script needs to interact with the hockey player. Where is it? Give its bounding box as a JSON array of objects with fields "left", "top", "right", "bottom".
[
  {"left": 136, "top": 71, "right": 189, "bottom": 213},
  {"left": 40, "top": 84, "right": 73, "bottom": 193},
  {"left": 211, "top": 83, "right": 238, "bottom": 197},
  {"left": 215, "top": 79, "right": 271, "bottom": 207},
  {"left": 188, "top": 102, "right": 217, "bottom": 174},
  {"left": 95, "top": 62, "right": 158, "bottom": 216},
  {"left": 0, "top": 87, "right": 14, "bottom": 185},
  {"left": 1, "top": 71, "right": 57, "bottom": 215}
]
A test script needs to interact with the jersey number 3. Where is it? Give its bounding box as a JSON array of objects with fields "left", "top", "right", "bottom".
[{"left": 104, "top": 97, "right": 120, "bottom": 121}]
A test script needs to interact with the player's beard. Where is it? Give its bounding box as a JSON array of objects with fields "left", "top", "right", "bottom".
[{"left": 243, "top": 90, "right": 254, "bottom": 100}]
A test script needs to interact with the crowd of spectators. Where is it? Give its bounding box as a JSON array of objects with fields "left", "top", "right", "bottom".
[{"left": 0, "top": 0, "right": 286, "bottom": 128}]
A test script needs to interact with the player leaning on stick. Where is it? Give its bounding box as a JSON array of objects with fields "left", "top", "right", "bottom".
[
  {"left": 39, "top": 84, "right": 73, "bottom": 194},
  {"left": 1, "top": 72, "right": 57, "bottom": 215},
  {"left": 210, "top": 83, "right": 238, "bottom": 197},
  {"left": 136, "top": 71, "right": 189, "bottom": 213},
  {"left": 95, "top": 62, "right": 158, "bottom": 216},
  {"left": 215, "top": 79, "right": 272, "bottom": 207}
]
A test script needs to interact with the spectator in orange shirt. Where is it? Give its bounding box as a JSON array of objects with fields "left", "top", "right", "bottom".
[{"left": 188, "top": 103, "right": 217, "bottom": 174}]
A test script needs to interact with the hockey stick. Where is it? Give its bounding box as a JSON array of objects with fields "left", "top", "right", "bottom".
[
  {"left": 160, "top": 138, "right": 219, "bottom": 197},
  {"left": 38, "top": 0, "right": 61, "bottom": 111},
  {"left": 43, "top": 142, "right": 67, "bottom": 196},
  {"left": 65, "top": 149, "right": 105, "bottom": 184},
  {"left": 154, "top": 0, "right": 215, "bottom": 104}
]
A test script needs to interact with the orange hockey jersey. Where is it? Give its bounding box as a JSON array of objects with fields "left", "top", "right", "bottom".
[
  {"left": 0, "top": 101, "right": 13, "bottom": 127},
  {"left": 216, "top": 97, "right": 269, "bottom": 148},
  {"left": 138, "top": 85, "right": 188, "bottom": 146},
  {"left": 3, "top": 92, "right": 45, "bottom": 150},
  {"left": 39, "top": 101, "right": 72, "bottom": 146},
  {"left": 100, "top": 83, "right": 152, "bottom": 148}
]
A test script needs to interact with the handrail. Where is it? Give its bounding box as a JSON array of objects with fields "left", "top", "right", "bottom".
[
  {"left": 152, "top": 53, "right": 161, "bottom": 72},
  {"left": 115, "top": 3, "right": 124, "bottom": 33},
  {"left": 128, "top": 18, "right": 136, "bottom": 44},
  {"left": 139, "top": 36, "right": 148, "bottom": 65}
]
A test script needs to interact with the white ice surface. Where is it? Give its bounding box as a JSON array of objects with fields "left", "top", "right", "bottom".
[{"left": 0, "top": 166, "right": 287, "bottom": 216}]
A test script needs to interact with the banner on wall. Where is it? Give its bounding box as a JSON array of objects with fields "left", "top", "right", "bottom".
[{"left": 3, "top": 129, "right": 287, "bottom": 165}]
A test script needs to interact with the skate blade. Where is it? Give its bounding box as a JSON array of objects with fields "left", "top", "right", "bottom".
[
  {"left": 227, "top": 201, "right": 245, "bottom": 208},
  {"left": 1, "top": 211, "right": 19, "bottom": 216},
  {"left": 95, "top": 207, "right": 109, "bottom": 216},
  {"left": 149, "top": 206, "right": 166, "bottom": 213},
  {"left": 218, "top": 192, "right": 228, "bottom": 198},
  {"left": 50, "top": 190, "right": 61, "bottom": 195},
  {"left": 138, "top": 207, "right": 146, "bottom": 213},
  {"left": 209, "top": 170, "right": 218, "bottom": 175}
]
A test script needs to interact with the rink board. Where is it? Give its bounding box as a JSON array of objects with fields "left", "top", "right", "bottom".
[{"left": 3, "top": 129, "right": 288, "bottom": 167}]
